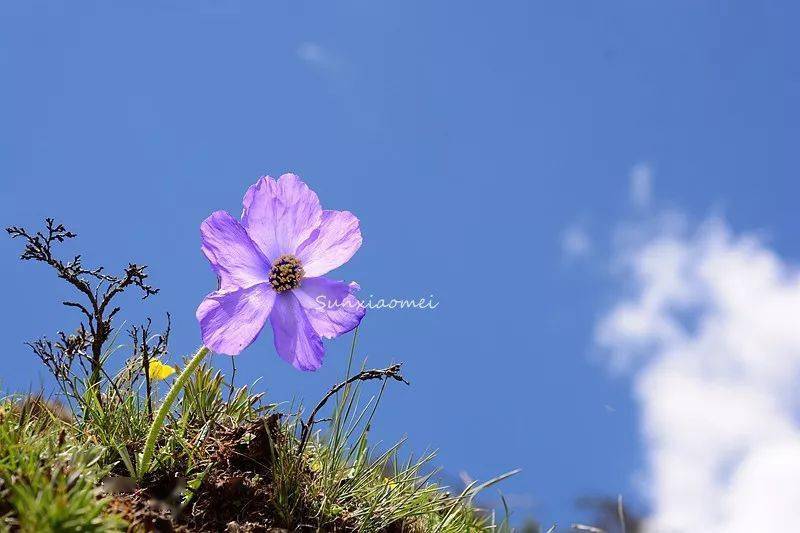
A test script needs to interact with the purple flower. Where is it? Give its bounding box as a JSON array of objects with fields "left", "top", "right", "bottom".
[{"left": 196, "top": 173, "right": 365, "bottom": 371}]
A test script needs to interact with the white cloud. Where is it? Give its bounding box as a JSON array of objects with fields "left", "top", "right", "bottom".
[
  {"left": 296, "top": 42, "right": 342, "bottom": 73},
  {"left": 597, "top": 216, "right": 800, "bottom": 532},
  {"left": 629, "top": 162, "right": 654, "bottom": 209},
  {"left": 561, "top": 224, "right": 592, "bottom": 259}
]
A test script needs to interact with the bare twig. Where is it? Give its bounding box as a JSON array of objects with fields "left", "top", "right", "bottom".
[
  {"left": 228, "top": 356, "right": 237, "bottom": 403},
  {"left": 7, "top": 219, "right": 160, "bottom": 409},
  {"left": 129, "top": 314, "right": 171, "bottom": 421},
  {"left": 297, "top": 363, "right": 408, "bottom": 456}
]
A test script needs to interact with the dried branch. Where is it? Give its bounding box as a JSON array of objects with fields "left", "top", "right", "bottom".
[
  {"left": 7, "top": 219, "right": 160, "bottom": 407},
  {"left": 129, "top": 314, "right": 171, "bottom": 421},
  {"left": 27, "top": 328, "right": 91, "bottom": 410},
  {"left": 297, "top": 363, "right": 408, "bottom": 456}
]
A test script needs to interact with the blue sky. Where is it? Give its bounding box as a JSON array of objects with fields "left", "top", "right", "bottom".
[{"left": 2, "top": 2, "right": 800, "bottom": 529}]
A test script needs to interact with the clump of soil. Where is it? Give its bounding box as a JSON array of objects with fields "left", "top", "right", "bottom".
[
  {"left": 107, "top": 489, "right": 185, "bottom": 533},
  {"left": 188, "top": 414, "right": 285, "bottom": 532},
  {"left": 108, "top": 414, "right": 302, "bottom": 532}
]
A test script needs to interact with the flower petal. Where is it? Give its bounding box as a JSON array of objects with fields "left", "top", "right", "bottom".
[
  {"left": 269, "top": 292, "right": 325, "bottom": 371},
  {"left": 241, "top": 174, "right": 322, "bottom": 261},
  {"left": 148, "top": 360, "right": 176, "bottom": 381},
  {"left": 196, "top": 283, "right": 276, "bottom": 355},
  {"left": 201, "top": 211, "right": 270, "bottom": 291},
  {"left": 297, "top": 210, "right": 362, "bottom": 277},
  {"left": 293, "top": 277, "right": 366, "bottom": 339}
]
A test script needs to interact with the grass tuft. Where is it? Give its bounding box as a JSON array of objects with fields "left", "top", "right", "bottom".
[{"left": 0, "top": 396, "right": 126, "bottom": 532}]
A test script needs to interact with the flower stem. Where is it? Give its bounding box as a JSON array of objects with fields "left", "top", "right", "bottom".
[{"left": 138, "top": 345, "right": 210, "bottom": 479}]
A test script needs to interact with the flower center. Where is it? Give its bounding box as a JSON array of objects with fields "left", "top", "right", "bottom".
[{"left": 269, "top": 254, "right": 304, "bottom": 292}]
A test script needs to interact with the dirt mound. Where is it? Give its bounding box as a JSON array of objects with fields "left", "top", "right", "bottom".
[{"left": 108, "top": 414, "right": 303, "bottom": 532}]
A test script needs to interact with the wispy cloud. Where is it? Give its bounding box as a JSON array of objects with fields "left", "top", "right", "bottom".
[
  {"left": 629, "top": 162, "right": 653, "bottom": 209},
  {"left": 296, "top": 42, "right": 343, "bottom": 74},
  {"left": 597, "top": 214, "right": 800, "bottom": 532},
  {"left": 561, "top": 224, "right": 593, "bottom": 259}
]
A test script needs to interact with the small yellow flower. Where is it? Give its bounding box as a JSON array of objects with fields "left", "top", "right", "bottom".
[
  {"left": 310, "top": 458, "right": 323, "bottom": 472},
  {"left": 148, "top": 360, "right": 176, "bottom": 381}
]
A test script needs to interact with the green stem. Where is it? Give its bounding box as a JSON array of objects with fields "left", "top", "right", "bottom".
[{"left": 138, "top": 345, "right": 210, "bottom": 479}]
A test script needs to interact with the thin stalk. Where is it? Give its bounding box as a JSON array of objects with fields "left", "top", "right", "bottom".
[
  {"left": 139, "top": 345, "right": 210, "bottom": 478},
  {"left": 141, "top": 347, "right": 154, "bottom": 422}
]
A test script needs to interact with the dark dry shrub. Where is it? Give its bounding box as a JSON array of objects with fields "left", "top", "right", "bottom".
[{"left": 7, "top": 218, "right": 161, "bottom": 413}]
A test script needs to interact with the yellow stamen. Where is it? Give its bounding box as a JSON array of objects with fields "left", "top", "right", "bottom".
[{"left": 269, "top": 254, "right": 304, "bottom": 292}]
